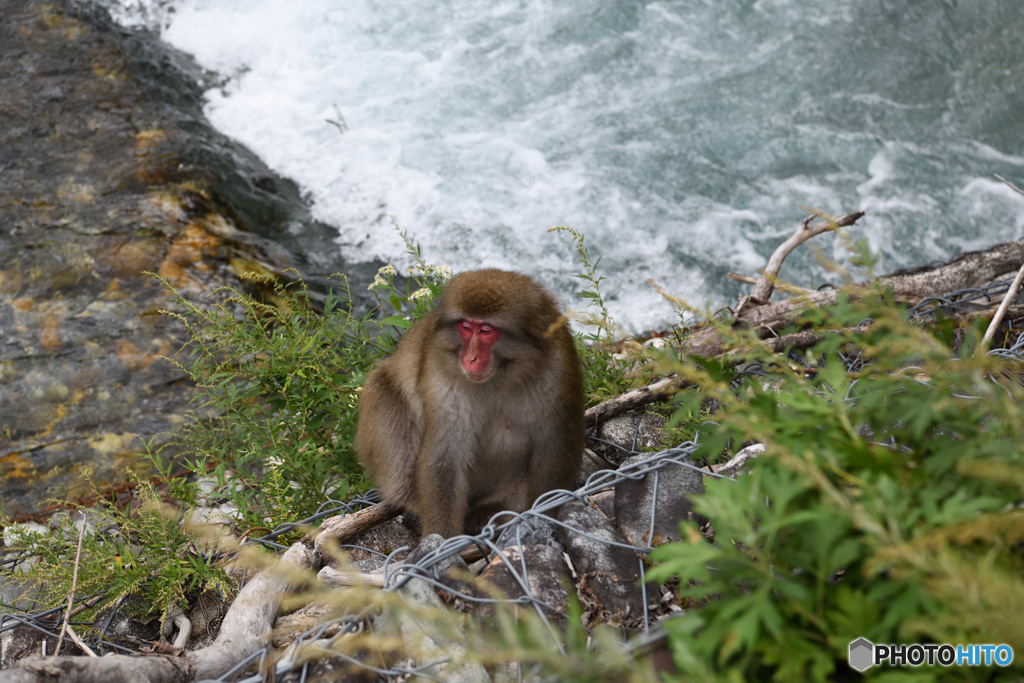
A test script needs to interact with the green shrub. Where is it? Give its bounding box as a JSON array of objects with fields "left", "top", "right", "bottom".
[
  {"left": 155, "top": 270, "right": 376, "bottom": 528},
  {"left": 649, "top": 294, "right": 1024, "bottom": 681}
]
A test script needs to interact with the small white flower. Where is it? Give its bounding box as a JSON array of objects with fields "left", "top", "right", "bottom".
[
  {"left": 368, "top": 264, "right": 398, "bottom": 291},
  {"left": 433, "top": 265, "right": 454, "bottom": 283}
]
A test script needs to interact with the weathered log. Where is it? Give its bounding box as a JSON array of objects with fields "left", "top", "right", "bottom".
[
  {"left": 583, "top": 237, "right": 1024, "bottom": 429},
  {"left": 584, "top": 375, "right": 688, "bottom": 429},
  {"left": 736, "top": 237, "right": 1024, "bottom": 332}
]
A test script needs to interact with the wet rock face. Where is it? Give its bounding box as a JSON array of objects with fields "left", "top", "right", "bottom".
[{"left": 0, "top": 0, "right": 338, "bottom": 516}]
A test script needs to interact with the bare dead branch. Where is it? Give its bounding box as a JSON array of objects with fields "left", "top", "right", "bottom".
[
  {"left": 714, "top": 443, "right": 765, "bottom": 478},
  {"left": 318, "top": 565, "right": 388, "bottom": 588},
  {"left": 981, "top": 262, "right": 1024, "bottom": 350},
  {"left": 53, "top": 512, "right": 89, "bottom": 659},
  {"left": 995, "top": 173, "right": 1024, "bottom": 198},
  {"left": 63, "top": 627, "right": 96, "bottom": 659}
]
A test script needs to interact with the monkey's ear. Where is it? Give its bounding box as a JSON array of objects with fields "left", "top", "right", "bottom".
[{"left": 543, "top": 314, "right": 569, "bottom": 339}]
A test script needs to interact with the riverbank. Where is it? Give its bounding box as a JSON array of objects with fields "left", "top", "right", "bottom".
[{"left": 0, "top": 0, "right": 348, "bottom": 516}]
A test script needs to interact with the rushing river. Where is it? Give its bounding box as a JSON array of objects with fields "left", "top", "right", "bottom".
[{"left": 100, "top": 0, "right": 1024, "bottom": 332}]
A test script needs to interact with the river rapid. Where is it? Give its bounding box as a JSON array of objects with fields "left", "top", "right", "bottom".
[{"left": 99, "top": 0, "right": 1024, "bottom": 332}]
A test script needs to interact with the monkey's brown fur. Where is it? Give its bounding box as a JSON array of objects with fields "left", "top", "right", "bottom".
[{"left": 356, "top": 269, "right": 584, "bottom": 537}]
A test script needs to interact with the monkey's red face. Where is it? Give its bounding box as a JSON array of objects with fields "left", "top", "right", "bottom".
[{"left": 457, "top": 319, "right": 501, "bottom": 381}]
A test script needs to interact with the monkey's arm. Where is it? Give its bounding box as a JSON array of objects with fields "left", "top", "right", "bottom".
[
  {"left": 415, "top": 419, "right": 474, "bottom": 537},
  {"left": 526, "top": 340, "right": 585, "bottom": 500},
  {"left": 354, "top": 366, "right": 422, "bottom": 511}
]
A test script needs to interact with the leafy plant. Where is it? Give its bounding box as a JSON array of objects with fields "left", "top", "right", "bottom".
[
  {"left": 155, "top": 229, "right": 460, "bottom": 531},
  {"left": 550, "top": 225, "right": 645, "bottom": 405},
  {"left": 155, "top": 270, "right": 376, "bottom": 530},
  {"left": 366, "top": 219, "right": 454, "bottom": 341},
  {"left": 649, "top": 294, "right": 1024, "bottom": 681},
  {"left": 550, "top": 225, "right": 615, "bottom": 343},
  {"left": 0, "top": 474, "right": 234, "bottom": 624}
]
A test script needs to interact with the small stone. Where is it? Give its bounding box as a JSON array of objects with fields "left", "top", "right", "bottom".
[
  {"left": 401, "top": 533, "right": 474, "bottom": 598},
  {"left": 587, "top": 411, "right": 667, "bottom": 470},
  {"left": 493, "top": 516, "right": 562, "bottom": 554}
]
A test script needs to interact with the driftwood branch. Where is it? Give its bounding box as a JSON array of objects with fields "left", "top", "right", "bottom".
[
  {"left": 189, "top": 542, "right": 310, "bottom": 679},
  {"left": 981, "top": 263, "right": 1024, "bottom": 350},
  {"left": 318, "top": 565, "right": 388, "bottom": 588},
  {"left": 584, "top": 375, "right": 688, "bottom": 429},
  {"left": 714, "top": 443, "right": 765, "bottom": 478},
  {"left": 742, "top": 210, "right": 864, "bottom": 306},
  {"left": 1, "top": 543, "right": 311, "bottom": 683},
  {"left": 311, "top": 501, "right": 401, "bottom": 557}
]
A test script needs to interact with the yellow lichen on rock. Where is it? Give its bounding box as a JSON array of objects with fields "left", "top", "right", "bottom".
[
  {"left": 88, "top": 432, "right": 135, "bottom": 456},
  {"left": 115, "top": 339, "right": 142, "bottom": 369},
  {"left": 37, "top": 6, "right": 87, "bottom": 40},
  {"left": 158, "top": 223, "right": 221, "bottom": 288},
  {"left": 0, "top": 453, "right": 36, "bottom": 481},
  {"left": 40, "top": 305, "right": 66, "bottom": 350},
  {"left": 136, "top": 129, "right": 168, "bottom": 148}
]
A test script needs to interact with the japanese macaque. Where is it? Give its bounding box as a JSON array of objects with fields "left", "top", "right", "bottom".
[{"left": 356, "top": 269, "right": 584, "bottom": 538}]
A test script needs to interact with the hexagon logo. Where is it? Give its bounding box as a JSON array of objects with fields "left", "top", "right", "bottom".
[{"left": 849, "top": 638, "right": 874, "bottom": 672}]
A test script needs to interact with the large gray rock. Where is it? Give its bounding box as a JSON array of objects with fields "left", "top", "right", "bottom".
[
  {"left": 0, "top": 624, "right": 45, "bottom": 669},
  {"left": 557, "top": 500, "right": 646, "bottom": 621},
  {"left": 614, "top": 453, "right": 705, "bottom": 547},
  {"left": 478, "top": 544, "right": 571, "bottom": 616},
  {"left": 0, "top": 0, "right": 366, "bottom": 516}
]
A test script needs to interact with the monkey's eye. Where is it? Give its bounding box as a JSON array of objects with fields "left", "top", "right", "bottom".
[{"left": 478, "top": 324, "right": 497, "bottom": 338}]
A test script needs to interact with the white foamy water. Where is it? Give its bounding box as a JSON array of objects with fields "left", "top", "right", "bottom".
[{"left": 105, "top": 0, "right": 1024, "bottom": 332}]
